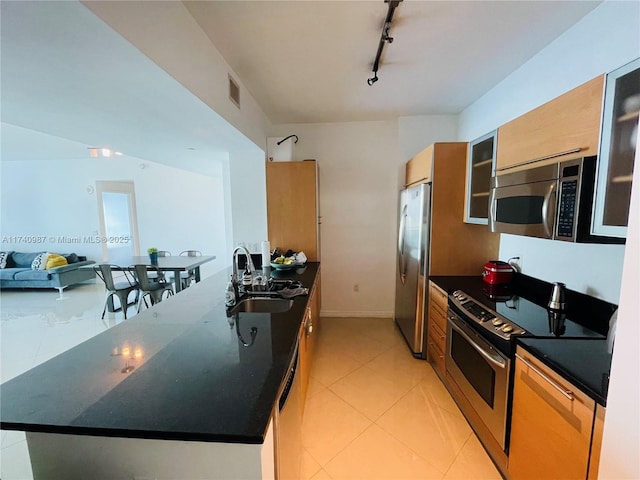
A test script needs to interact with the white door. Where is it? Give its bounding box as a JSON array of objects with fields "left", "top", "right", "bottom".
[{"left": 96, "top": 181, "right": 140, "bottom": 263}]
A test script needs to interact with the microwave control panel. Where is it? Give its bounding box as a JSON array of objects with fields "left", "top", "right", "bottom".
[{"left": 557, "top": 179, "right": 578, "bottom": 237}]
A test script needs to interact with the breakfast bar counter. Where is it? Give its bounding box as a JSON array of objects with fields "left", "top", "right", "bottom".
[{"left": 0, "top": 263, "right": 319, "bottom": 479}]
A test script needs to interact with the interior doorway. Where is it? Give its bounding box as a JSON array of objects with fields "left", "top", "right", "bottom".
[{"left": 95, "top": 181, "right": 140, "bottom": 263}]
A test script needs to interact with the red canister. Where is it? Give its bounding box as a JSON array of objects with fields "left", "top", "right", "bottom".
[{"left": 482, "top": 260, "right": 514, "bottom": 285}]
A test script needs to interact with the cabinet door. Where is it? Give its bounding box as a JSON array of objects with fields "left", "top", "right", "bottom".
[
  {"left": 299, "top": 308, "right": 311, "bottom": 415},
  {"left": 509, "top": 348, "right": 595, "bottom": 480},
  {"left": 592, "top": 58, "right": 640, "bottom": 238},
  {"left": 496, "top": 75, "right": 604, "bottom": 174},
  {"left": 465, "top": 131, "right": 496, "bottom": 224},
  {"left": 587, "top": 404, "right": 605, "bottom": 480},
  {"left": 430, "top": 143, "right": 500, "bottom": 275},
  {"left": 266, "top": 161, "right": 318, "bottom": 260},
  {"left": 405, "top": 145, "right": 434, "bottom": 186},
  {"left": 300, "top": 269, "right": 320, "bottom": 415}
]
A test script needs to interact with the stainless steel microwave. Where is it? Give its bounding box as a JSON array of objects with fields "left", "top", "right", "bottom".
[{"left": 489, "top": 156, "right": 624, "bottom": 244}]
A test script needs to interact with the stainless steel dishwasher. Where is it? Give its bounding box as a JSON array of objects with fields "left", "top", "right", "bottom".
[{"left": 275, "top": 339, "right": 302, "bottom": 479}]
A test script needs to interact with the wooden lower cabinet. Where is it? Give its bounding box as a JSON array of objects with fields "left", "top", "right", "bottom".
[
  {"left": 587, "top": 404, "right": 605, "bottom": 480},
  {"left": 508, "top": 346, "right": 598, "bottom": 480},
  {"left": 427, "top": 281, "right": 448, "bottom": 378},
  {"left": 299, "top": 269, "right": 320, "bottom": 415}
]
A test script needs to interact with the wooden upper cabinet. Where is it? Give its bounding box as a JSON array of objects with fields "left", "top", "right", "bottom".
[
  {"left": 496, "top": 75, "right": 605, "bottom": 174},
  {"left": 266, "top": 160, "right": 319, "bottom": 261},
  {"left": 429, "top": 143, "right": 499, "bottom": 275},
  {"left": 405, "top": 145, "right": 434, "bottom": 186},
  {"left": 465, "top": 130, "right": 496, "bottom": 224}
]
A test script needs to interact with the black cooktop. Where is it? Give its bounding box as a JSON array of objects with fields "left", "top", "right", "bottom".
[
  {"left": 430, "top": 275, "right": 615, "bottom": 405},
  {"left": 438, "top": 275, "right": 613, "bottom": 356},
  {"left": 453, "top": 290, "right": 604, "bottom": 339}
]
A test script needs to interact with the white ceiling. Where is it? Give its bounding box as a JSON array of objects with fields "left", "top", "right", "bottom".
[
  {"left": 185, "top": 0, "right": 602, "bottom": 124},
  {"left": 0, "top": 1, "right": 601, "bottom": 165},
  {"left": 0, "top": 1, "right": 253, "bottom": 171}
]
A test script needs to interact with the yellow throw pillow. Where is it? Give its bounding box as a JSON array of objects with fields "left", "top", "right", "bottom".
[{"left": 46, "top": 253, "right": 68, "bottom": 269}]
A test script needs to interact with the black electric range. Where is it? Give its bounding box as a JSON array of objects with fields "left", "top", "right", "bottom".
[{"left": 447, "top": 283, "right": 606, "bottom": 357}]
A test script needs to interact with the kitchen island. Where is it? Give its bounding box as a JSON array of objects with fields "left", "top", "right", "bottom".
[{"left": 0, "top": 263, "right": 319, "bottom": 479}]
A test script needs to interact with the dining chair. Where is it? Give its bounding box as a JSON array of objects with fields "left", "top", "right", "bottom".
[
  {"left": 178, "top": 250, "right": 202, "bottom": 289},
  {"left": 130, "top": 264, "right": 174, "bottom": 313},
  {"left": 93, "top": 264, "right": 139, "bottom": 320},
  {"left": 149, "top": 251, "right": 171, "bottom": 280}
]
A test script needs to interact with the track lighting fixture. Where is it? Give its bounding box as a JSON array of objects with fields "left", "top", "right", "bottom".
[{"left": 367, "top": 0, "right": 402, "bottom": 86}]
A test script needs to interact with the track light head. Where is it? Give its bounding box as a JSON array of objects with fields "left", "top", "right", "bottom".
[{"left": 367, "top": 74, "right": 379, "bottom": 86}]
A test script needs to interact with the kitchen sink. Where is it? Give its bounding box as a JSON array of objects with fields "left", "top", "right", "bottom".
[{"left": 228, "top": 297, "right": 294, "bottom": 315}]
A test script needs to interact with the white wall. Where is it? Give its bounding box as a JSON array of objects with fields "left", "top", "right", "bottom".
[
  {"left": 458, "top": 1, "right": 640, "bottom": 141},
  {"left": 81, "top": 1, "right": 272, "bottom": 266},
  {"left": 82, "top": 0, "right": 272, "bottom": 153},
  {"left": 599, "top": 128, "right": 640, "bottom": 479},
  {"left": 455, "top": 1, "right": 640, "bottom": 303},
  {"left": 268, "top": 115, "right": 460, "bottom": 316},
  {"left": 271, "top": 121, "right": 399, "bottom": 317},
  {"left": 227, "top": 150, "right": 268, "bottom": 257},
  {"left": 397, "top": 115, "right": 459, "bottom": 189},
  {"left": 1, "top": 157, "right": 228, "bottom": 278},
  {"left": 397, "top": 115, "right": 459, "bottom": 162}
]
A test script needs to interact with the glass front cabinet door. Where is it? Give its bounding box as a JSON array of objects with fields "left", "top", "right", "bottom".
[
  {"left": 592, "top": 58, "right": 640, "bottom": 238},
  {"left": 465, "top": 130, "right": 496, "bottom": 224}
]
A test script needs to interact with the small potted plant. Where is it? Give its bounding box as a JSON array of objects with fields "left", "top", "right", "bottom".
[{"left": 147, "top": 247, "right": 159, "bottom": 265}]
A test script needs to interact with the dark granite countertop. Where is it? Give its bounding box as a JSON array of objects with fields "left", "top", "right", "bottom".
[
  {"left": 0, "top": 263, "right": 319, "bottom": 444},
  {"left": 429, "top": 274, "right": 614, "bottom": 405},
  {"left": 516, "top": 337, "right": 612, "bottom": 406}
]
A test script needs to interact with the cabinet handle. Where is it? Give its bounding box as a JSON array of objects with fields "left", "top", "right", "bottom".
[
  {"left": 495, "top": 148, "right": 582, "bottom": 172},
  {"left": 450, "top": 321, "right": 507, "bottom": 369},
  {"left": 516, "top": 353, "right": 574, "bottom": 401},
  {"left": 542, "top": 182, "right": 557, "bottom": 239},
  {"left": 305, "top": 307, "right": 313, "bottom": 336}
]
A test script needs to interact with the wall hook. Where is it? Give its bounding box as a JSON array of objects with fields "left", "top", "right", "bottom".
[{"left": 277, "top": 134, "right": 299, "bottom": 145}]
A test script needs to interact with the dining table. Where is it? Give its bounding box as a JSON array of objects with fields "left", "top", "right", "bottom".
[{"left": 117, "top": 255, "right": 216, "bottom": 293}]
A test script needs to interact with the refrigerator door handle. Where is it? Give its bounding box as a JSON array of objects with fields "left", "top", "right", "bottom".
[{"left": 398, "top": 204, "right": 408, "bottom": 285}]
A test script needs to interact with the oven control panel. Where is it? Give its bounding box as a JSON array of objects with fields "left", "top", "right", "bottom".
[{"left": 450, "top": 290, "right": 526, "bottom": 340}]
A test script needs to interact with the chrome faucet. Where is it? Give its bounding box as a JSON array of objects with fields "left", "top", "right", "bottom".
[{"left": 232, "top": 245, "right": 255, "bottom": 294}]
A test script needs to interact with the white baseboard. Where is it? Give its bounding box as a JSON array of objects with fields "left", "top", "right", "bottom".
[{"left": 320, "top": 310, "right": 394, "bottom": 319}]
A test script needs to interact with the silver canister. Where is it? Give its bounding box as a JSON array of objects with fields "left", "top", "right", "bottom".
[{"left": 548, "top": 282, "right": 566, "bottom": 311}]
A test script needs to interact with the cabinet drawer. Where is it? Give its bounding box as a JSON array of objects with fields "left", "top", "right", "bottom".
[
  {"left": 429, "top": 281, "right": 448, "bottom": 311},
  {"left": 428, "top": 340, "right": 445, "bottom": 376},
  {"left": 429, "top": 302, "right": 447, "bottom": 334},
  {"left": 429, "top": 320, "right": 446, "bottom": 353}
]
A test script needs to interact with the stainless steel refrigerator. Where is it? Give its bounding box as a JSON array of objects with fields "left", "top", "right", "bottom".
[{"left": 394, "top": 182, "right": 431, "bottom": 359}]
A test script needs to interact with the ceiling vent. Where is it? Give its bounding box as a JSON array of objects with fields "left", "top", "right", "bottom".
[{"left": 228, "top": 74, "right": 240, "bottom": 109}]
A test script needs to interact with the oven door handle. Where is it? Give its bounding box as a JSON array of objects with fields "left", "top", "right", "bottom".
[{"left": 449, "top": 318, "right": 507, "bottom": 369}]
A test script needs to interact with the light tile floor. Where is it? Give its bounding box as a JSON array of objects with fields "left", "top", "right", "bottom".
[
  {"left": 302, "top": 317, "right": 503, "bottom": 480},
  {"left": 1, "top": 282, "right": 125, "bottom": 480},
  {"left": 0, "top": 284, "right": 502, "bottom": 480}
]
